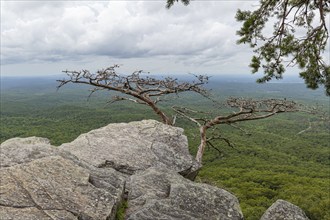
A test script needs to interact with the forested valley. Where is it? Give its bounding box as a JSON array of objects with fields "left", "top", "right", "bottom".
[{"left": 1, "top": 76, "right": 329, "bottom": 220}]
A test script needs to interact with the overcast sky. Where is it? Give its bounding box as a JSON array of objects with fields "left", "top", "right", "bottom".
[{"left": 1, "top": 1, "right": 327, "bottom": 78}]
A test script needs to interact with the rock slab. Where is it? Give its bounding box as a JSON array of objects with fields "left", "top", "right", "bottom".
[
  {"left": 0, "top": 137, "right": 126, "bottom": 220},
  {"left": 0, "top": 137, "right": 61, "bottom": 167},
  {"left": 126, "top": 167, "right": 244, "bottom": 220},
  {"left": 0, "top": 156, "right": 125, "bottom": 220},
  {"left": 59, "top": 120, "right": 200, "bottom": 178},
  {"left": 260, "top": 199, "right": 310, "bottom": 220}
]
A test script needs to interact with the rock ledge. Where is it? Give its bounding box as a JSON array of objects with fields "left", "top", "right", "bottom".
[{"left": 0, "top": 120, "right": 310, "bottom": 220}]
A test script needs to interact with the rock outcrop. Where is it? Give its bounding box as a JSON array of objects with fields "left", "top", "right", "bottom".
[
  {"left": 59, "top": 120, "right": 200, "bottom": 179},
  {"left": 126, "top": 167, "right": 243, "bottom": 220},
  {"left": 0, "top": 137, "right": 63, "bottom": 167},
  {"left": 260, "top": 199, "right": 310, "bottom": 220},
  {"left": 0, "top": 156, "right": 125, "bottom": 220},
  {"left": 0, "top": 120, "right": 310, "bottom": 220},
  {"left": 0, "top": 120, "right": 204, "bottom": 220},
  {"left": 0, "top": 137, "right": 126, "bottom": 220}
]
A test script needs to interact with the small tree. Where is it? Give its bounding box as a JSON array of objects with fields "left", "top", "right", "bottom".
[{"left": 57, "top": 65, "right": 209, "bottom": 125}]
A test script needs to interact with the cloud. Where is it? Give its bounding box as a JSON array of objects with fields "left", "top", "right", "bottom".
[
  {"left": 1, "top": 1, "right": 258, "bottom": 76},
  {"left": 1, "top": 2, "right": 251, "bottom": 58}
]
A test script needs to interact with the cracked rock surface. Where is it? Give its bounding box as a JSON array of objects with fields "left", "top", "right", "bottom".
[
  {"left": 59, "top": 120, "right": 200, "bottom": 179},
  {"left": 126, "top": 167, "right": 244, "bottom": 220},
  {"left": 0, "top": 137, "right": 67, "bottom": 167},
  {"left": 0, "top": 156, "right": 125, "bottom": 220},
  {"left": 0, "top": 137, "right": 125, "bottom": 220}
]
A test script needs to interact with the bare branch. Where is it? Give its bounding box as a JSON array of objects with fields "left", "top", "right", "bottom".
[
  {"left": 206, "top": 141, "right": 223, "bottom": 157},
  {"left": 173, "top": 97, "right": 316, "bottom": 164},
  {"left": 207, "top": 135, "right": 235, "bottom": 149},
  {"left": 172, "top": 106, "right": 203, "bottom": 127},
  {"left": 58, "top": 65, "right": 209, "bottom": 125},
  {"left": 108, "top": 96, "right": 148, "bottom": 105}
]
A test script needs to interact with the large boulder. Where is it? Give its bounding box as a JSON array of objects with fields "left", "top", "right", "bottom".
[
  {"left": 0, "top": 129, "right": 245, "bottom": 220},
  {"left": 0, "top": 137, "right": 126, "bottom": 220},
  {"left": 59, "top": 120, "right": 200, "bottom": 179},
  {"left": 260, "top": 199, "right": 310, "bottom": 220},
  {"left": 126, "top": 167, "right": 244, "bottom": 220},
  {"left": 0, "top": 156, "right": 125, "bottom": 220}
]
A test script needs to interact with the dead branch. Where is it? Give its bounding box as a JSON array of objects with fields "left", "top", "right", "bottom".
[
  {"left": 207, "top": 135, "right": 235, "bottom": 149},
  {"left": 174, "top": 97, "right": 317, "bottom": 164},
  {"left": 172, "top": 106, "right": 207, "bottom": 127},
  {"left": 58, "top": 65, "right": 209, "bottom": 125},
  {"left": 206, "top": 141, "right": 223, "bottom": 157}
]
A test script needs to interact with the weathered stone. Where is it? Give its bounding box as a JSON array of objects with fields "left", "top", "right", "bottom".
[
  {"left": 260, "top": 199, "right": 310, "bottom": 220},
  {"left": 126, "top": 167, "right": 244, "bottom": 220},
  {"left": 59, "top": 120, "right": 200, "bottom": 178},
  {"left": 0, "top": 206, "right": 77, "bottom": 220},
  {"left": 0, "top": 136, "right": 126, "bottom": 193},
  {"left": 0, "top": 156, "right": 125, "bottom": 220},
  {"left": 2, "top": 122, "right": 312, "bottom": 220},
  {"left": 0, "top": 137, "right": 60, "bottom": 167}
]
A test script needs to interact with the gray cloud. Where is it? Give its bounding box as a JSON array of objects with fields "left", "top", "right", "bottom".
[{"left": 1, "top": 1, "right": 256, "bottom": 75}]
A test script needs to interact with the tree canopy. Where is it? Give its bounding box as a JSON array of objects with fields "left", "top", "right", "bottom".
[{"left": 166, "top": 0, "right": 330, "bottom": 95}]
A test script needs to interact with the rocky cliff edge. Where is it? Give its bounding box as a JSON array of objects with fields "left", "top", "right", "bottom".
[{"left": 0, "top": 120, "right": 309, "bottom": 220}]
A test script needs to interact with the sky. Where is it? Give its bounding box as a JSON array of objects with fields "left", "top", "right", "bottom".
[{"left": 0, "top": 1, "right": 328, "bottom": 79}]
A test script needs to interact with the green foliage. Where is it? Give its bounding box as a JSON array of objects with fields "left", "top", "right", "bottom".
[
  {"left": 115, "top": 200, "right": 128, "bottom": 220},
  {"left": 165, "top": 0, "right": 330, "bottom": 95},
  {"left": 236, "top": 0, "right": 329, "bottom": 95},
  {"left": 166, "top": 0, "right": 190, "bottom": 8},
  {"left": 249, "top": 56, "right": 261, "bottom": 73}
]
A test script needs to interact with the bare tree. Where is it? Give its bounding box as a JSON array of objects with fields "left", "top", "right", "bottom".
[
  {"left": 173, "top": 98, "right": 317, "bottom": 164},
  {"left": 57, "top": 65, "right": 209, "bottom": 125},
  {"left": 58, "top": 65, "right": 325, "bottom": 165}
]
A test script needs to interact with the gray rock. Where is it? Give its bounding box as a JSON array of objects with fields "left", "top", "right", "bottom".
[
  {"left": 260, "top": 199, "right": 310, "bottom": 220},
  {"left": 126, "top": 167, "right": 244, "bottom": 220},
  {"left": 0, "top": 137, "right": 59, "bottom": 167},
  {"left": 59, "top": 120, "right": 200, "bottom": 179},
  {"left": 0, "top": 137, "right": 126, "bottom": 220},
  {"left": 0, "top": 136, "right": 89, "bottom": 170},
  {"left": 0, "top": 206, "right": 78, "bottom": 220},
  {"left": 1, "top": 122, "right": 256, "bottom": 220},
  {"left": 0, "top": 156, "right": 125, "bottom": 220}
]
